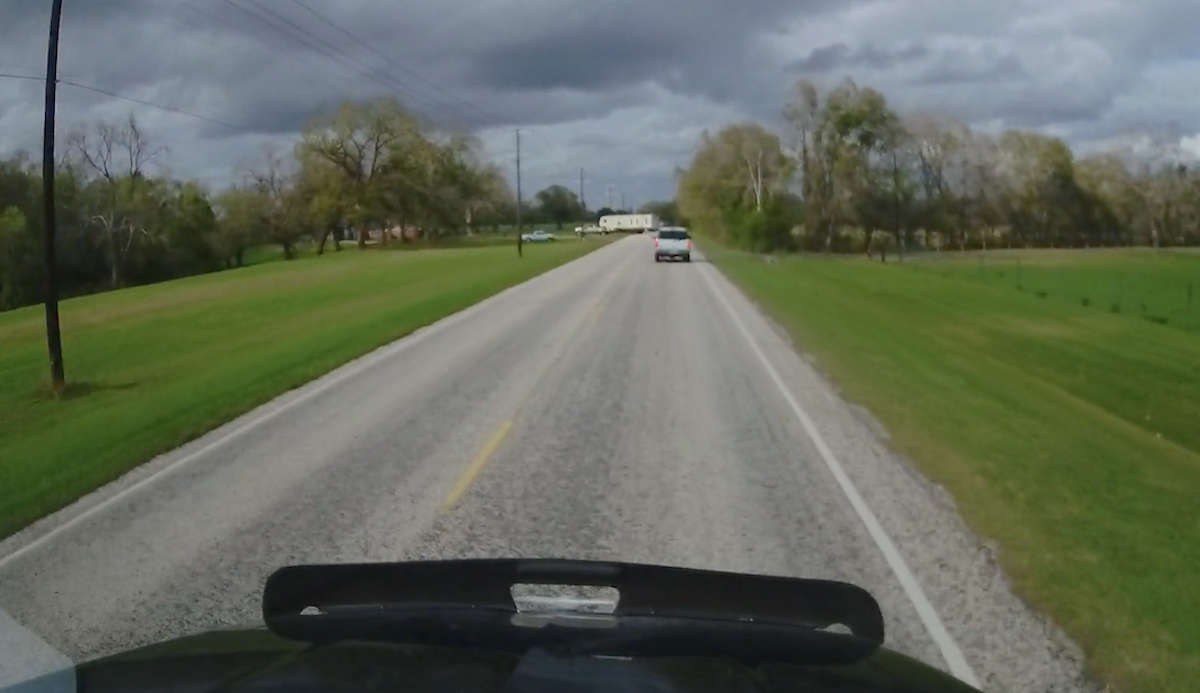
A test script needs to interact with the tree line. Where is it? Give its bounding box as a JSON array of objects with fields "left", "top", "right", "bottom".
[
  {"left": 0, "top": 97, "right": 603, "bottom": 312},
  {"left": 675, "top": 77, "right": 1200, "bottom": 255}
]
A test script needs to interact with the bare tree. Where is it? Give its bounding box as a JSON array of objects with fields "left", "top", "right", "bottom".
[
  {"left": 68, "top": 113, "right": 163, "bottom": 287},
  {"left": 246, "top": 146, "right": 305, "bottom": 259},
  {"left": 784, "top": 79, "right": 836, "bottom": 248}
]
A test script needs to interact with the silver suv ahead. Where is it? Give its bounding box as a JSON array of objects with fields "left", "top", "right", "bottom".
[{"left": 654, "top": 227, "right": 691, "bottom": 262}]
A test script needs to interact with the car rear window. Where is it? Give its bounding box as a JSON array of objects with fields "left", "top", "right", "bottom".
[{"left": 658, "top": 230, "right": 689, "bottom": 240}]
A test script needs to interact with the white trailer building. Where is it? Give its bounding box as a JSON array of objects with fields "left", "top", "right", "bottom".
[{"left": 598, "top": 214, "right": 660, "bottom": 234}]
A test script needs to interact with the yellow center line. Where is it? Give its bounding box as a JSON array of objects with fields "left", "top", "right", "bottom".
[
  {"left": 586, "top": 298, "right": 604, "bottom": 327},
  {"left": 441, "top": 419, "right": 514, "bottom": 513},
  {"left": 438, "top": 285, "right": 611, "bottom": 515}
]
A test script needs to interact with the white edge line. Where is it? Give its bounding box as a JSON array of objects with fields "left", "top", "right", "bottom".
[
  {"left": 0, "top": 242, "right": 622, "bottom": 571},
  {"left": 697, "top": 264, "right": 981, "bottom": 689}
]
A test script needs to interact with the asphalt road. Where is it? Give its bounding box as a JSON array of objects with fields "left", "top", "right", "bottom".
[{"left": 0, "top": 236, "right": 1095, "bottom": 692}]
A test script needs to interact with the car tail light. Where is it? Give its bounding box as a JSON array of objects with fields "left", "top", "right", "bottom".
[
  {"left": 654, "top": 239, "right": 659, "bottom": 247},
  {"left": 686, "top": 240, "right": 692, "bottom": 248}
]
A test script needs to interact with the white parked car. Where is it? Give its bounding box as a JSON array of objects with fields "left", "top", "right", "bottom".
[{"left": 520, "top": 230, "right": 555, "bottom": 242}]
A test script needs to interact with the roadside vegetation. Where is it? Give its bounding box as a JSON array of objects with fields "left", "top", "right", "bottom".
[
  {"left": 0, "top": 97, "right": 608, "bottom": 314},
  {"left": 0, "top": 239, "right": 607, "bottom": 541},
  {"left": 677, "top": 71, "right": 1200, "bottom": 693},
  {"left": 674, "top": 77, "right": 1200, "bottom": 255}
]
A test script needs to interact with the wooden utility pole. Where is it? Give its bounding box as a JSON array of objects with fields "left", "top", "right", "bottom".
[
  {"left": 42, "top": 0, "right": 66, "bottom": 393},
  {"left": 515, "top": 129, "right": 523, "bottom": 257}
]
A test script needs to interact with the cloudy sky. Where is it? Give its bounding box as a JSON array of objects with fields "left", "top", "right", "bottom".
[{"left": 2, "top": 0, "right": 1199, "bottom": 204}]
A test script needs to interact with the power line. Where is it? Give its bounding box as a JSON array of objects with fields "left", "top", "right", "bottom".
[
  {"left": 0, "top": 72, "right": 41, "bottom": 82},
  {"left": 186, "top": 2, "right": 564, "bottom": 161},
  {"left": 3, "top": 14, "right": 581, "bottom": 189},
  {"left": 0, "top": 72, "right": 247, "bottom": 130},
  {"left": 285, "top": 0, "right": 507, "bottom": 127},
  {"left": 61, "top": 79, "right": 245, "bottom": 129},
  {"left": 180, "top": 2, "right": 244, "bottom": 34},
  {"left": 270, "top": 1, "right": 565, "bottom": 161},
  {"left": 0, "top": 72, "right": 457, "bottom": 197},
  {"left": 279, "top": 0, "right": 569, "bottom": 161},
  {"left": 2, "top": 73, "right": 583, "bottom": 190},
  {"left": 185, "top": 1, "right": 480, "bottom": 129},
  {"left": 210, "top": 0, "right": 476, "bottom": 127}
]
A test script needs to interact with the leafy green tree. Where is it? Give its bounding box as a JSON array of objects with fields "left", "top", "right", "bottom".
[{"left": 533, "top": 184, "right": 584, "bottom": 229}]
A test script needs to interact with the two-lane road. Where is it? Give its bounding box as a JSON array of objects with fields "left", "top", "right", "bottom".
[{"left": 0, "top": 236, "right": 1093, "bottom": 692}]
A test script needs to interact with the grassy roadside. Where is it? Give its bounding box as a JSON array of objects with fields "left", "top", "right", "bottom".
[
  {"left": 705, "top": 245, "right": 1200, "bottom": 693},
  {"left": 906, "top": 248, "right": 1200, "bottom": 333},
  {"left": 0, "top": 239, "right": 608, "bottom": 541},
  {"left": 240, "top": 235, "right": 523, "bottom": 265}
]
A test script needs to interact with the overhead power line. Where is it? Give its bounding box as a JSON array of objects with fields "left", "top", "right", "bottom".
[
  {"left": 215, "top": 1, "right": 563, "bottom": 157},
  {"left": 1, "top": 72, "right": 581, "bottom": 185},
  {"left": 285, "top": 0, "right": 508, "bottom": 127},
  {"left": 0, "top": 74, "right": 545, "bottom": 200},
  {"left": 280, "top": 0, "right": 571, "bottom": 157},
  {"left": 212, "top": 0, "right": 473, "bottom": 127},
  {"left": 61, "top": 79, "right": 245, "bottom": 129},
  {"left": 182, "top": 1, "right": 566, "bottom": 161},
  {"left": 184, "top": 2, "right": 470, "bottom": 128},
  {"left": 0, "top": 71, "right": 41, "bottom": 83},
  {"left": 3, "top": 7, "right": 590, "bottom": 189},
  {"left": 0, "top": 71, "right": 247, "bottom": 130}
]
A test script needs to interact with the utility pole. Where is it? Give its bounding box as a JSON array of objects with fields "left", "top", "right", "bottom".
[
  {"left": 42, "top": 0, "right": 66, "bottom": 393},
  {"left": 515, "top": 128, "right": 522, "bottom": 257},
  {"left": 578, "top": 167, "right": 585, "bottom": 212},
  {"left": 515, "top": 129, "right": 523, "bottom": 230},
  {"left": 606, "top": 184, "right": 614, "bottom": 209},
  {"left": 620, "top": 192, "right": 626, "bottom": 211}
]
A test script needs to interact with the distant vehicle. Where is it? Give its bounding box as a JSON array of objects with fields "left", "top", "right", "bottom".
[
  {"left": 574, "top": 224, "right": 605, "bottom": 234},
  {"left": 520, "top": 230, "right": 555, "bottom": 242},
  {"left": 654, "top": 226, "right": 691, "bottom": 262},
  {"left": 599, "top": 213, "right": 660, "bottom": 234}
]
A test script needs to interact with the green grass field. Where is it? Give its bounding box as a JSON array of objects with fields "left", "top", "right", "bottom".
[
  {"left": 908, "top": 248, "right": 1200, "bottom": 333},
  {"left": 708, "top": 247, "right": 1200, "bottom": 693},
  {"left": 240, "top": 234, "right": 529, "bottom": 266},
  {"left": 0, "top": 238, "right": 607, "bottom": 540}
]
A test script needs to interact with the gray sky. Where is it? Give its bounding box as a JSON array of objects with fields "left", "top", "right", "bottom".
[{"left": 2, "top": 0, "right": 1199, "bottom": 204}]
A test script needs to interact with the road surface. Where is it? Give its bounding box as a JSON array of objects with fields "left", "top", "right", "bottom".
[{"left": 0, "top": 236, "right": 1093, "bottom": 692}]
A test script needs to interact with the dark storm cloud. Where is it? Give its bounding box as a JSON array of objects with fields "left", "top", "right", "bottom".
[
  {"left": 788, "top": 43, "right": 930, "bottom": 73},
  {"left": 467, "top": 27, "right": 677, "bottom": 91},
  {"left": 5, "top": 0, "right": 1200, "bottom": 202},
  {"left": 1004, "top": 91, "right": 1114, "bottom": 126},
  {"left": 455, "top": 0, "right": 847, "bottom": 105},
  {"left": 795, "top": 0, "right": 1200, "bottom": 133},
  {"left": 908, "top": 53, "right": 1025, "bottom": 86},
  {"left": 1, "top": 0, "right": 838, "bottom": 140},
  {"left": 1, "top": 0, "right": 156, "bottom": 32}
]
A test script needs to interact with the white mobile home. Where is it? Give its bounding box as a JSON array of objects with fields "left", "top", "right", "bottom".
[{"left": 598, "top": 214, "right": 660, "bottom": 234}]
